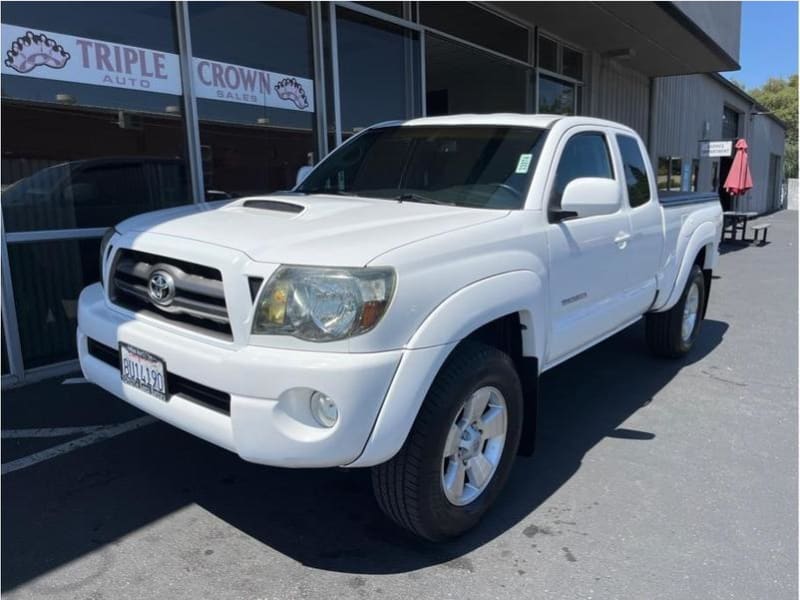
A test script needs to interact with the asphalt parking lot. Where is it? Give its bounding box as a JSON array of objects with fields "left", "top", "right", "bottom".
[{"left": 3, "top": 210, "right": 797, "bottom": 600}]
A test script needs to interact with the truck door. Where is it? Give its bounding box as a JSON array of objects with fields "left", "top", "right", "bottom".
[
  {"left": 544, "top": 128, "right": 637, "bottom": 365},
  {"left": 613, "top": 133, "right": 662, "bottom": 313}
]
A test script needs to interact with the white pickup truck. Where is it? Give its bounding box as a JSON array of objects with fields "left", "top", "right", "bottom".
[{"left": 78, "top": 114, "right": 723, "bottom": 540}]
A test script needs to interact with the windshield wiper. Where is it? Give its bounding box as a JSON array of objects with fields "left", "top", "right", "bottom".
[{"left": 395, "top": 193, "right": 453, "bottom": 206}]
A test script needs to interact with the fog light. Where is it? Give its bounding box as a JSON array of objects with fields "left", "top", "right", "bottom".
[{"left": 310, "top": 391, "right": 338, "bottom": 428}]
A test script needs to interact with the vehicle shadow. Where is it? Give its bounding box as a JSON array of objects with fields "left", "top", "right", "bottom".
[
  {"left": 719, "top": 239, "right": 769, "bottom": 254},
  {"left": 1, "top": 319, "right": 728, "bottom": 588}
]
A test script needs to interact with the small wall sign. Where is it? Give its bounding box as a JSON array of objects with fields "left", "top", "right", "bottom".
[{"left": 699, "top": 140, "right": 733, "bottom": 158}]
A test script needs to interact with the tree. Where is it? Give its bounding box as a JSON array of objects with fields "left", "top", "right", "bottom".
[{"left": 749, "top": 75, "right": 798, "bottom": 178}]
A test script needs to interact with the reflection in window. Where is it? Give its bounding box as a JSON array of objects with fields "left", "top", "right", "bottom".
[
  {"left": 538, "top": 74, "right": 576, "bottom": 115},
  {"left": 1, "top": 321, "right": 9, "bottom": 375},
  {"left": 426, "top": 34, "right": 530, "bottom": 116},
  {"left": 1, "top": 2, "right": 190, "bottom": 232},
  {"left": 538, "top": 36, "right": 558, "bottom": 72},
  {"left": 8, "top": 238, "right": 101, "bottom": 368},
  {"left": 189, "top": 2, "right": 316, "bottom": 196},
  {"left": 562, "top": 47, "right": 583, "bottom": 80},
  {"left": 551, "top": 133, "right": 613, "bottom": 204},
  {"left": 298, "top": 125, "right": 548, "bottom": 210},
  {"left": 657, "top": 156, "right": 683, "bottom": 191},
  {"left": 617, "top": 135, "right": 651, "bottom": 207},
  {"left": 359, "top": 2, "right": 405, "bottom": 18},
  {"left": 420, "top": 2, "right": 528, "bottom": 62},
  {"left": 336, "top": 8, "right": 421, "bottom": 137},
  {"left": 722, "top": 106, "right": 740, "bottom": 140}
]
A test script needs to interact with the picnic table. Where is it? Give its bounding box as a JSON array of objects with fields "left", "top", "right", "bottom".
[{"left": 722, "top": 211, "right": 758, "bottom": 242}]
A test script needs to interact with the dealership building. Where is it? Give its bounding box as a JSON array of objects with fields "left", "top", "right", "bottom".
[{"left": 0, "top": 1, "right": 788, "bottom": 385}]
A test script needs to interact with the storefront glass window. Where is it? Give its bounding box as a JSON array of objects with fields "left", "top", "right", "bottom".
[
  {"left": 722, "top": 106, "right": 740, "bottom": 140},
  {"left": 358, "top": 2, "right": 405, "bottom": 18},
  {"left": 1, "top": 322, "right": 9, "bottom": 375},
  {"left": 538, "top": 36, "right": 558, "bottom": 72},
  {"left": 1, "top": 1, "right": 190, "bottom": 372},
  {"left": 536, "top": 34, "right": 583, "bottom": 116},
  {"left": 538, "top": 74, "right": 575, "bottom": 115},
  {"left": 657, "top": 156, "right": 683, "bottom": 191},
  {"left": 420, "top": 2, "right": 528, "bottom": 62},
  {"left": 691, "top": 159, "right": 700, "bottom": 192},
  {"left": 426, "top": 34, "right": 530, "bottom": 116},
  {"left": 189, "top": 2, "right": 316, "bottom": 197},
  {"left": 1, "top": 2, "right": 190, "bottom": 232},
  {"left": 562, "top": 47, "right": 583, "bottom": 80},
  {"left": 336, "top": 7, "right": 421, "bottom": 138}
]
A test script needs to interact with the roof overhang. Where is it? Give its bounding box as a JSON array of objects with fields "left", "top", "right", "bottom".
[{"left": 490, "top": 1, "right": 740, "bottom": 76}]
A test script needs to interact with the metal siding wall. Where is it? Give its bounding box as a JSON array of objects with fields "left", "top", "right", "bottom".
[
  {"left": 651, "top": 73, "right": 786, "bottom": 213},
  {"left": 747, "top": 116, "right": 786, "bottom": 213},
  {"left": 589, "top": 53, "right": 650, "bottom": 143}
]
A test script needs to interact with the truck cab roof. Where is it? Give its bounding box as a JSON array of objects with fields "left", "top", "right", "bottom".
[{"left": 371, "top": 113, "right": 636, "bottom": 133}]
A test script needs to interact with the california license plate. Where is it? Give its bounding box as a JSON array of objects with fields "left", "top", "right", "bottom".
[{"left": 120, "top": 343, "right": 168, "bottom": 401}]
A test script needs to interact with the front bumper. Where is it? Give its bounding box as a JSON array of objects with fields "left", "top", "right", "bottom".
[{"left": 78, "top": 283, "right": 403, "bottom": 467}]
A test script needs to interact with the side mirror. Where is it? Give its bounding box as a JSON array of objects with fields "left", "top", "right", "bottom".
[
  {"left": 295, "top": 165, "right": 313, "bottom": 187},
  {"left": 556, "top": 177, "right": 620, "bottom": 220}
]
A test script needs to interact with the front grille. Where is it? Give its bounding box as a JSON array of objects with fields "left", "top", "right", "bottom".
[
  {"left": 86, "top": 338, "right": 231, "bottom": 415},
  {"left": 109, "top": 249, "right": 232, "bottom": 340}
]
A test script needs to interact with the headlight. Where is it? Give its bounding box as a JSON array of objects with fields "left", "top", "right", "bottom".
[
  {"left": 98, "top": 227, "right": 117, "bottom": 287},
  {"left": 252, "top": 266, "right": 395, "bottom": 341}
]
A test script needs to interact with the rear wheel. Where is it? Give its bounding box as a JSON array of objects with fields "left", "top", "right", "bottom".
[
  {"left": 646, "top": 264, "right": 706, "bottom": 358},
  {"left": 371, "top": 341, "right": 523, "bottom": 541}
]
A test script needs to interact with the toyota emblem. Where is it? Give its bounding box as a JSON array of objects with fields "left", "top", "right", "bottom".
[{"left": 148, "top": 270, "right": 175, "bottom": 306}]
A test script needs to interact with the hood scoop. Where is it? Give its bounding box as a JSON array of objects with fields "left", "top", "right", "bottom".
[{"left": 241, "top": 199, "right": 304, "bottom": 214}]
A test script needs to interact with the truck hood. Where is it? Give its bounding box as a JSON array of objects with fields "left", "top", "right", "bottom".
[{"left": 116, "top": 194, "right": 509, "bottom": 266}]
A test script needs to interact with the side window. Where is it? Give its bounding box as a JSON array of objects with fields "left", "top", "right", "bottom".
[
  {"left": 551, "top": 132, "right": 613, "bottom": 205},
  {"left": 617, "top": 135, "right": 652, "bottom": 207}
]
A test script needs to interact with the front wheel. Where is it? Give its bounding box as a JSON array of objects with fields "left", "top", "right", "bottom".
[
  {"left": 645, "top": 264, "right": 707, "bottom": 358},
  {"left": 371, "top": 341, "right": 524, "bottom": 541}
]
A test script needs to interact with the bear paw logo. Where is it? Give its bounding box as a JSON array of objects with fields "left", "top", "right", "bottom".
[
  {"left": 5, "top": 31, "right": 70, "bottom": 74},
  {"left": 274, "top": 77, "right": 309, "bottom": 110}
]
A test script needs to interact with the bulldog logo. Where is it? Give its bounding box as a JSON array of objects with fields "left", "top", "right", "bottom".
[
  {"left": 5, "top": 31, "right": 70, "bottom": 74},
  {"left": 274, "top": 77, "right": 309, "bottom": 110}
]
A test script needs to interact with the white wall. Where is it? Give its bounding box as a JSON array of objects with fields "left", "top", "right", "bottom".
[{"left": 788, "top": 179, "right": 798, "bottom": 211}]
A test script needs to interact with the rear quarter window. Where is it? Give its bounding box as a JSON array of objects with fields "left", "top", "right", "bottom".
[{"left": 617, "top": 135, "right": 652, "bottom": 207}]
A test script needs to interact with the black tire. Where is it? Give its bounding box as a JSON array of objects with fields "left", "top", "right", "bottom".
[
  {"left": 646, "top": 264, "right": 707, "bottom": 358},
  {"left": 371, "top": 341, "right": 524, "bottom": 541}
]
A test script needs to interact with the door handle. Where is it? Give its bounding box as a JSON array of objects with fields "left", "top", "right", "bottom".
[{"left": 614, "top": 232, "right": 631, "bottom": 249}]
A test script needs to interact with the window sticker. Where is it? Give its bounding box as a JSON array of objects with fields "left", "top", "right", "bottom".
[{"left": 515, "top": 153, "right": 533, "bottom": 174}]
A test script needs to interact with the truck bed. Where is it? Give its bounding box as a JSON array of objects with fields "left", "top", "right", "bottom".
[{"left": 658, "top": 191, "right": 720, "bottom": 207}]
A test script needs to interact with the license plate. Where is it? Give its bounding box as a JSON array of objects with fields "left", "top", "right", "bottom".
[{"left": 120, "top": 343, "right": 168, "bottom": 401}]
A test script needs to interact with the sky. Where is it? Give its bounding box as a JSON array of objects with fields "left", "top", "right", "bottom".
[{"left": 722, "top": 1, "right": 799, "bottom": 89}]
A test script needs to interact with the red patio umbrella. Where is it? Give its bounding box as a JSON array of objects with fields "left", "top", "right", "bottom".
[{"left": 723, "top": 138, "right": 753, "bottom": 197}]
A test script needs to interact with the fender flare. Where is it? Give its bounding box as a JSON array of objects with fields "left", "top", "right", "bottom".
[
  {"left": 656, "top": 221, "right": 717, "bottom": 312},
  {"left": 407, "top": 270, "right": 546, "bottom": 358},
  {"left": 348, "top": 270, "right": 546, "bottom": 467}
]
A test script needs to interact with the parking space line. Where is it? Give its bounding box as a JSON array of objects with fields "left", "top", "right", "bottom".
[
  {"left": 1, "top": 416, "right": 156, "bottom": 475},
  {"left": 2, "top": 425, "right": 107, "bottom": 439}
]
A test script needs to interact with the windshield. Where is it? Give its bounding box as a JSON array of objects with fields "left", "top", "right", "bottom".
[{"left": 297, "top": 125, "right": 548, "bottom": 209}]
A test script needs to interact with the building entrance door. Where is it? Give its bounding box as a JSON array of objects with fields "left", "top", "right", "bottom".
[{"left": 717, "top": 156, "right": 735, "bottom": 211}]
